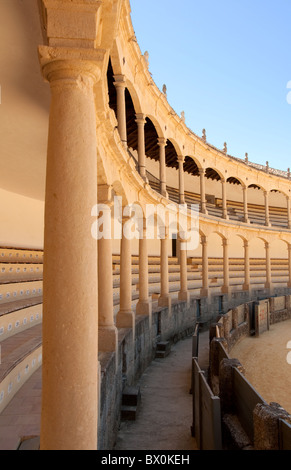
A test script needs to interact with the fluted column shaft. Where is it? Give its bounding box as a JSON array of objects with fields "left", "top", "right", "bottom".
[
  {"left": 222, "top": 178, "right": 228, "bottom": 219},
  {"left": 158, "top": 228, "right": 171, "bottom": 307},
  {"left": 243, "top": 186, "right": 249, "bottom": 223},
  {"left": 264, "top": 191, "right": 270, "bottom": 226}
]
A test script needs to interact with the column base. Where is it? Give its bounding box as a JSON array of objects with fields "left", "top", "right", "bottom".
[
  {"left": 116, "top": 309, "right": 135, "bottom": 329},
  {"left": 178, "top": 290, "right": 190, "bottom": 304},
  {"left": 244, "top": 217, "right": 250, "bottom": 224},
  {"left": 200, "top": 288, "right": 209, "bottom": 297},
  {"left": 264, "top": 282, "right": 273, "bottom": 291},
  {"left": 242, "top": 283, "right": 250, "bottom": 292},
  {"left": 136, "top": 300, "right": 152, "bottom": 316},
  {"left": 221, "top": 285, "right": 231, "bottom": 294},
  {"left": 158, "top": 294, "right": 172, "bottom": 308},
  {"left": 98, "top": 325, "right": 118, "bottom": 353}
]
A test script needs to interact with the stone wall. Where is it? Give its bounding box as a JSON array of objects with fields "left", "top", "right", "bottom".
[{"left": 98, "top": 298, "right": 198, "bottom": 450}]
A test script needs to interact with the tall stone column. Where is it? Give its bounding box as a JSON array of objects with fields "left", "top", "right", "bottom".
[
  {"left": 178, "top": 156, "right": 185, "bottom": 204},
  {"left": 178, "top": 232, "right": 189, "bottom": 303},
  {"left": 199, "top": 168, "right": 208, "bottom": 214},
  {"left": 158, "top": 137, "right": 167, "bottom": 197},
  {"left": 116, "top": 216, "right": 135, "bottom": 330},
  {"left": 38, "top": 47, "right": 102, "bottom": 450},
  {"left": 287, "top": 196, "right": 291, "bottom": 230},
  {"left": 136, "top": 225, "right": 152, "bottom": 316},
  {"left": 135, "top": 113, "right": 147, "bottom": 180},
  {"left": 243, "top": 185, "right": 249, "bottom": 223},
  {"left": 200, "top": 235, "right": 209, "bottom": 297},
  {"left": 97, "top": 186, "right": 118, "bottom": 358},
  {"left": 158, "top": 228, "right": 171, "bottom": 308},
  {"left": 222, "top": 178, "right": 228, "bottom": 219},
  {"left": 243, "top": 240, "right": 250, "bottom": 291},
  {"left": 222, "top": 238, "right": 230, "bottom": 293},
  {"left": 114, "top": 74, "right": 127, "bottom": 146},
  {"left": 264, "top": 191, "right": 270, "bottom": 226},
  {"left": 265, "top": 241, "right": 272, "bottom": 290}
]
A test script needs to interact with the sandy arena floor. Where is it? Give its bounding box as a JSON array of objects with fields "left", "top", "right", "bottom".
[{"left": 230, "top": 319, "right": 291, "bottom": 414}]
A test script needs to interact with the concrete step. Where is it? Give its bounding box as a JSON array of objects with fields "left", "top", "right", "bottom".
[
  {"left": 155, "top": 341, "right": 171, "bottom": 358},
  {"left": 121, "top": 386, "right": 141, "bottom": 421}
]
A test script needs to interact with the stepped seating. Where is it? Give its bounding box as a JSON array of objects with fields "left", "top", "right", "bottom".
[
  {"left": 0, "top": 248, "right": 43, "bottom": 415},
  {"left": 148, "top": 180, "right": 289, "bottom": 228}
]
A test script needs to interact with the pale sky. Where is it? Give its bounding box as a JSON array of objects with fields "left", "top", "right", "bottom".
[{"left": 130, "top": 0, "right": 291, "bottom": 172}]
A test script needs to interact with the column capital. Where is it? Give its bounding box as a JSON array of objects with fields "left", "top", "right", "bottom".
[
  {"left": 198, "top": 167, "right": 206, "bottom": 176},
  {"left": 157, "top": 137, "right": 167, "bottom": 148},
  {"left": 38, "top": 45, "right": 104, "bottom": 84},
  {"left": 201, "top": 235, "right": 208, "bottom": 245},
  {"left": 97, "top": 184, "right": 114, "bottom": 205},
  {"left": 222, "top": 238, "right": 229, "bottom": 247},
  {"left": 113, "top": 74, "right": 127, "bottom": 87},
  {"left": 243, "top": 239, "right": 249, "bottom": 249},
  {"left": 265, "top": 240, "right": 270, "bottom": 249},
  {"left": 135, "top": 113, "right": 147, "bottom": 125},
  {"left": 177, "top": 155, "right": 185, "bottom": 164}
]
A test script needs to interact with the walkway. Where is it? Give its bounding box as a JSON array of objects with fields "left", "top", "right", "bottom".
[
  {"left": 114, "top": 330, "right": 209, "bottom": 451},
  {"left": 0, "top": 330, "right": 209, "bottom": 451}
]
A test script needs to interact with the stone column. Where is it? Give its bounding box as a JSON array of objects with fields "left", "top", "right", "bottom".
[
  {"left": 114, "top": 74, "right": 127, "bottom": 146},
  {"left": 243, "top": 240, "right": 250, "bottom": 291},
  {"left": 243, "top": 185, "right": 249, "bottom": 223},
  {"left": 116, "top": 216, "right": 135, "bottom": 330},
  {"left": 158, "top": 227, "right": 171, "bottom": 308},
  {"left": 98, "top": 186, "right": 118, "bottom": 357},
  {"left": 178, "top": 232, "right": 190, "bottom": 303},
  {"left": 287, "top": 196, "right": 291, "bottom": 230},
  {"left": 265, "top": 241, "right": 272, "bottom": 290},
  {"left": 200, "top": 235, "right": 209, "bottom": 297},
  {"left": 288, "top": 243, "right": 291, "bottom": 288},
  {"left": 135, "top": 113, "right": 147, "bottom": 180},
  {"left": 264, "top": 190, "right": 270, "bottom": 226},
  {"left": 222, "top": 238, "right": 230, "bottom": 293},
  {"left": 221, "top": 178, "right": 228, "bottom": 219},
  {"left": 136, "top": 225, "right": 152, "bottom": 316},
  {"left": 199, "top": 168, "right": 208, "bottom": 214},
  {"left": 38, "top": 48, "right": 101, "bottom": 450},
  {"left": 158, "top": 137, "right": 167, "bottom": 197},
  {"left": 178, "top": 155, "right": 185, "bottom": 205}
]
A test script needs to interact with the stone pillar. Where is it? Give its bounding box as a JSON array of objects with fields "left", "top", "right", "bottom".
[
  {"left": 135, "top": 113, "right": 147, "bottom": 180},
  {"left": 114, "top": 74, "right": 127, "bottom": 146},
  {"left": 158, "top": 228, "right": 171, "bottom": 308},
  {"left": 253, "top": 402, "right": 291, "bottom": 450},
  {"left": 136, "top": 225, "right": 152, "bottom": 316},
  {"left": 200, "top": 235, "right": 209, "bottom": 297},
  {"left": 265, "top": 241, "right": 272, "bottom": 290},
  {"left": 38, "top": 48, "right": 101, "bottom": 450},
  {"left": 178, "top": 155, "right": 185, "bottom": 204},
  {"left": 221, "top": 178, "right": 228, "bottom": 219},
  {"left": 243, "top": 185, "right": 249, "bottom": 223},
  {"left": 264, "top": 190, "right": 270, "bottom": 226},
  {"left": 287, "top": 196, "right": 291, "bottom": 230},
  {"left": 243, "top": 240, "right": 250, "bottom": 291},
  {"left": 199, "top": 168, "right": 208, "bottom": 214},
  {"left": 158, "top": 137, "right": 167, "bottom": 197},
  {"left": 222, "top": 238, "right": 230, "bottom": 293},
  {"left": 97, "top": 186, "right": 118, "bottom": 357},
  {"left": 178, "top": 232, "right": 190, "bottom": 303},
  {"left": 116, "top": 216, "right": 135, "bottom": 330}
]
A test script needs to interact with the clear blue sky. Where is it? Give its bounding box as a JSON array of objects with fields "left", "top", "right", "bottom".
[{"left": 130, "top": 0, "right": 291, "bottom": 172}]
